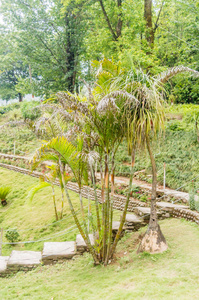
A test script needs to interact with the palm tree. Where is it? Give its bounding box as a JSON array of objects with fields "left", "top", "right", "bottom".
[
  {"left": 31, "top": 136, "right": 100, "bottom": 264},
  {"left": 93, "top": 60, "right": 199, "bottom": 254},
  {"left": 32, "top": 59, "right": 199, "bottom": 261}
]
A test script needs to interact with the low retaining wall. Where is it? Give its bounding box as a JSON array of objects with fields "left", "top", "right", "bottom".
[
  {"left": 1, "top": 161, "right": 199, "bottom": 226},
  {"left": 0, "top": 162, "right": 147, "bottom": 213},
  {"left": 0, "top": 153, "right": 190, "bottom": 204}
]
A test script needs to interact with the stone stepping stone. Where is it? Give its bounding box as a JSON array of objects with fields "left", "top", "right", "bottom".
[
  {"left": 124, "top": 213, "right": 146, "bottom": 231},
  {"left": 156, "top": 202, "right": 189, "bottom": 210},
  {"left": 112, "top": 221, "right": 121, "bottom": 231},
  {"left": 7, "top": 250, "right": 41, "bottom": 272},
  {"left": 134, "top": 207, "right": 162, "bottom": 220},
  {"left": 0, "top": 256, "right": 9, "bottom": 276},
  {"left": 125, "top": 213, "right": 143, "bottom": 224},
  {"left": 42, "top": 241, "right": 76, "bottom": 264},
  {"left": 76, "top": 234, "right": 95, "bottom": 253},
  {"left": 112, "top": 221, "right": 126, "bottom": 239}
]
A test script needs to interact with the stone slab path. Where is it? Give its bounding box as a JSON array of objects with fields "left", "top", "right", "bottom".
[
  {"left": 42, "top": 241, "right": 76, "bottom": 264},
  {"left": 76, "top": 234, "right": 94, "bottom": 253}
]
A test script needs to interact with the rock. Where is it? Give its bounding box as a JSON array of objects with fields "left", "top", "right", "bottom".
[
  {"left": 76, "top": 234, "right": 95, "bottom": 253},
  {"left": 112, "top": 221, "right": 125, "bottom": 239},
  {"left": 0, "top": 256, "right": 9, "bottom": 276},
  {"left": 125, "top": 213, "right": 143, "bottom": 224},
  {"left": 112, "top": 221, "right": 121, "bottom": 231},
  {"left": 124, "top": 213, "right": 146, "bottom": 231},
  {"left": 42, "top": 241, "right": 76, "bottom": 264},
  {"left": 156, "top": 202, "right": 189, "bottom": 210},
  {"left": 134, "top": 207, "right": 162, "bottom": 220},
  {"left": 7, "top": 251, "right": 41, "bottom": 272}
]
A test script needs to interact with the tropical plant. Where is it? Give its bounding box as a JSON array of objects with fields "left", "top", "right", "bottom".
[
  {"left": 0, "top": 186, "right": 11, "bottom": 206},
  {"left": 31, "top": 59, "right": 199, "bottom": 263}
]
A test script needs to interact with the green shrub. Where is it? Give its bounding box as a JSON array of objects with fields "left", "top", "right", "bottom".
[
  {"left": 5, "top": 229, "right": 20, "bottom": 244},
  {"left": 21, "top": 101, "right": 41, "bottom": 121}
]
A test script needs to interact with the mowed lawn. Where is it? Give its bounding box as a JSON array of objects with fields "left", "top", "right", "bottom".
[{"left": 0, "top": 219, "right": 199, "bottom": 299}]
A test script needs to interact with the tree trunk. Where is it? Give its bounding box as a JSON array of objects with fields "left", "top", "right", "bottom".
[
  {"left": 110, "top": 148, "right": 135, "bottom": 258},
  {"left": 116, "top": 0, "right": 123, "bottom": 38},
  {"left": 137, "top": 136, "right": 167, "bottom": 254},
  {"left": 65, "top": 12, "right": 76, "bottom": 93},
  {"left": 144, "top": 0, "right": 154, "bottom": 48},
  {"left": 59, "top": 160, "right": 99, "bottom": 264},
  {"left": 18, "top": 93, "right": 23, "bottom": 102},
  {"left": 51, "top": 185, "right": 59, "bottom": 221}
]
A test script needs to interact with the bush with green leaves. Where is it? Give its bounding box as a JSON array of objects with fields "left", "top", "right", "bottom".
[
  {"left": 21, "top": 101, "right": 41, "bottom": 121},
  {"left": 5, "top": 229, "right": 20, "bottom": 244}
]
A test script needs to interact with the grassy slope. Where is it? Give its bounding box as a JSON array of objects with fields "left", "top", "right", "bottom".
[
  {"left": 0, "top": 167, "right": 81, "bottom": 255},
  {"left": 115, "top": 130, "right": 199, "bottom": 192},
  {"left": 0, "top": 218, "right": 199, "bottom": 299},
  {"left": 0, "top": 106, "right": 41, "bottom": 156},
  {"left": 0, "top": 168, "right": 120, "bottom": 256}
]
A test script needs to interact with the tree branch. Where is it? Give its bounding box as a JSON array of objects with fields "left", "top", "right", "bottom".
[
  {"left": 98, "top": 0, "right": 118, "bottom": 40},
  {"left": 154, "top": 0, "right": 165, "bottom": 32}
]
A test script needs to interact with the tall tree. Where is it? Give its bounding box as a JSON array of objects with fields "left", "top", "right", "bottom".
[{"left": 0, "top": 0, "right": 87, "bottom": 94}]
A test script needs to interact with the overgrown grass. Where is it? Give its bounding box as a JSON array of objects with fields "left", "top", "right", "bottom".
[
  {"left": 0, "top": 219, "right": 199, "bottom": 299},
  {"left": 0, "top": 103, "right": 41, "bottom": 156},
  {"left": 115, "top": 129, "right": 199, "bottom": 192}
]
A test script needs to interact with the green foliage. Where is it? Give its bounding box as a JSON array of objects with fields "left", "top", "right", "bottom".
[
  {"left": 28, "top": 181, "right": 51, "bottom": 203},
  {"left": 0, "top": 102, "right": 21, "bottom": 115},
  {"left": 170, "top": 77, "right": 199, "bottom": 104},
  {"left": 21, "top": 101, "right": 41, "bottom": 121},
  {"left": 0, "top": 186, "right": 11, "bottom": 200},
  {"left": 5, "top": 229, "right": 20, "bottom": 244}
]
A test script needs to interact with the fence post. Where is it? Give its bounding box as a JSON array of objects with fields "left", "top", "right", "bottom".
[
  {"left": 0, "top": 228, "right": 3, "bottom": 256},
  {"left": 163, "top": 162, "right": 166, "bottom": 198}
]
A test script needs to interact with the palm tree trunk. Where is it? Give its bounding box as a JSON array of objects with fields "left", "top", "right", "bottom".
[
  {"left": 137, "top": 136, "right": 167, "bottom": 253},
  {"left": 59, "top": 160, "right": 99, "bottom": 264},
  {"left": 109, "top": 148, "right": 135, "bottom": 259},
  {"left": 105, "top": 152, "right": 115, "bottom": 265},
  {"left": 51, "top": 185, "right": 59, "bottom": 221},
  {"left": 60, "top": 188, "right": 64, "bottom": 219},
  {"left": 103, "top": 153, "right": 109, "bottom": 261},
  {"left": 90, "top": 165, "right": 101, "bottom": 233}
]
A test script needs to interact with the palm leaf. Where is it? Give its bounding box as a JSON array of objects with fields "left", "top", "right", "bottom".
[{"left": 27, "top": 181, "right": 51, "bottom": 203}]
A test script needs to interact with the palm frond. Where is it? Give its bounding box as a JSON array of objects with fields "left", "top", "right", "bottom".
[
  {"left": 27, "top": 181, "right": 51, "bottom": 203},
  {"left": 157, "top": 66, "right": 199, "bottom": 84}
]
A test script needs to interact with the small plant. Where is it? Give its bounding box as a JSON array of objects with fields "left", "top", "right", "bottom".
[
  {"left": 5, "top": 229, "right": 20, "bottom": 244},
  {"left": 0, "top": 186, "right": 11, "bottom": 206}
]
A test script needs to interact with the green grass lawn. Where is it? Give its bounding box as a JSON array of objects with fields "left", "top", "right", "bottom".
[
  {"left": 0, "top": 218, "right": 199, "bottom": 299},
  {"left": 1, "top": 168, "right": 199, "bottom": 299}
]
